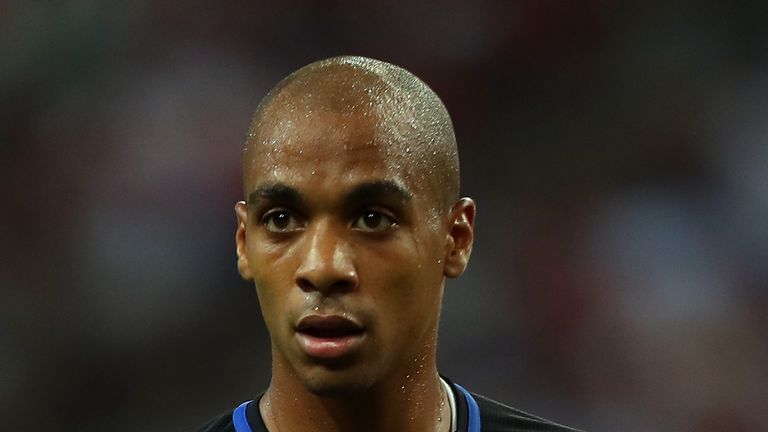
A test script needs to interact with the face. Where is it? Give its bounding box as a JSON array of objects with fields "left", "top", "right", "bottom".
[{"left": 235, "top": 105, "right": 474, "bottom": 396}]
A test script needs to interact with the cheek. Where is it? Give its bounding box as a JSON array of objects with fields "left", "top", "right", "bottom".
[
  {"left": 361, "top": 239, "right": 443, "bottom": 325},
  {"left": 248, "top": 245, "right": 297, "bottom": 329},
  {"left": 252, "top": 277, "right": 281, "bottom": 333},
  {"left": 369, "top": 269, "right": 442, "bottom": 357},
  {"left": 247, "top": 232, "right": 296, "bottom": 289}
]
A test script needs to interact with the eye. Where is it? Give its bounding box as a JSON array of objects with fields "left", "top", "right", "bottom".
[
  {"left": 353, "top": 210, "right": 396, "bottom": 232},
  {"left": 262, "top": 209, "right": 302, "bottom": 233}
]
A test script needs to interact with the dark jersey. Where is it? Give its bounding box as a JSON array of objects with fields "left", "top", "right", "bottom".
[{"left": 195, "top": 378, "right": 582, "bottom": 432}]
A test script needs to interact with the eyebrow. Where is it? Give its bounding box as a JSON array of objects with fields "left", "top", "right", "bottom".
[
  {"left": 343, "top": 180, "right": 412, "bottom": 208},
  {"left": 246, "top": 180, "right": 412, "bottom": 208},
  {"left": 248, "top": 183, "right": 305, "bottom": 207}
]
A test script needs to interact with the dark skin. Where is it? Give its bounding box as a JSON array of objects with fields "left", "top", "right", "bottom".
[{"left": 235, "top": 68, "right": 475, "bottom": 432}]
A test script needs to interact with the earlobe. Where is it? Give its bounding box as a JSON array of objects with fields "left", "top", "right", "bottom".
[
  {"left": 235, "top": 201, "right": 253, "bottom": 281},
  {"left": 443, "top": 198, "right": 476, "bottom": 278}
]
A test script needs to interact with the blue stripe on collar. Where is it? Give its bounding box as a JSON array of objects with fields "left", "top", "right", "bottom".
[
  {"left": 232, "top": 401, "right": 254, "bottom": 432},
  {"left": 454, "top": 383, "right": 481, "bottom": 432}
]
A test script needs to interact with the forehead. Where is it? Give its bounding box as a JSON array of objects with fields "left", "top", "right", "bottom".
[{"left": 245, "top": 107, "right": 417, "bottom": 195}]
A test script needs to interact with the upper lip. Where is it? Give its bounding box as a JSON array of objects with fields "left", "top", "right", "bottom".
[{"left": 296, "top": 314, "right": 365, "bottom": 335}]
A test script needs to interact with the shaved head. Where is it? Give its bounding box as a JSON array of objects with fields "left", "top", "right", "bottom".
[
  {"left": 232, "top": 57, "right": 478, "bottom": 423},
  {"left": 243, "top": 56, "right": 459, "bottom": 214}
]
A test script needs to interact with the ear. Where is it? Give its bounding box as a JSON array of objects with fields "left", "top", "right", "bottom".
[
  {"left": 443, "top": 197, "right": 476, "bottom": 278},
  {"left": 235, "top": 201, "right": 253, "bottom": 281}
]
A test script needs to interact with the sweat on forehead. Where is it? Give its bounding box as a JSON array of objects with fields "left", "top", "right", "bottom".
[{"left": 242, "top": 56, "right": 460, "bottom": 211}]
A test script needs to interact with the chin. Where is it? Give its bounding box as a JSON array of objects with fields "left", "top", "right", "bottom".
[{"left": 299, "top": 365, "right": 378, "bottom": 398}]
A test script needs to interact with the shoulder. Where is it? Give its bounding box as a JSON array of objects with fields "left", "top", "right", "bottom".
[
  {"left": 193, "top": 409, "right": 235, "bottom": 432},
  {"left": 472, "top": 391, "right": 584, "bottom": 432}
]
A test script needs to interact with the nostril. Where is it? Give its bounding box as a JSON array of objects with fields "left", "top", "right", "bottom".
[
  {"left": 295, "top": 276, "right": 357, "bottom": 294},
  {"left": 296, "top": 278, "right": 315, "bottom": 291},
  {"left": 329, "top": 279, "right": 356, "bottom": 293},
  {"left": 296, "top": 277, "right": 315, "bottom": 292}
]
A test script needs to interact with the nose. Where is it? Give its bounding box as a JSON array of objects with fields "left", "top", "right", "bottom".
[{"left": 295, "top": 220, "right": 358, "bottom": 295}]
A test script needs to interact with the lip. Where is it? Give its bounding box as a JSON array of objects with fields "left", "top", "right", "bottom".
[{"left": 295, "top": 314, "right": 366, "bottom": 360}]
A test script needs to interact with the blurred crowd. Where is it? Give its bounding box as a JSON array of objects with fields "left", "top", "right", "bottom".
[{"left": 2, "top": 1, "right": 767, "bottom": 431}]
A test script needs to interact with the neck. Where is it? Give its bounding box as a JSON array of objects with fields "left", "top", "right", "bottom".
[{"left": 261, "top": 356, "right": 448, "bottom": 432}]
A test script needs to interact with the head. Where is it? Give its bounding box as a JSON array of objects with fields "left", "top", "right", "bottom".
[{"left": 235, "top": 56, "right": 475, "bottom": 396}]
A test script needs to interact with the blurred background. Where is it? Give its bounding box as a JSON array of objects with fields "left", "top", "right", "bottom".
[{"left": 2, "top": 1, "right": 768, "bottom": 430}]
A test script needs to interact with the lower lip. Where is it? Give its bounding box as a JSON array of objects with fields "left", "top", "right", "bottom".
[{"left": 295, "top": 332, "right": 365, "bottom": 360}]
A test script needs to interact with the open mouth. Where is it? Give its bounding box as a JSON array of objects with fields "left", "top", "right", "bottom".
[
  {"left": 296, "top": 315, "right": 365, "bottom": 338},
  {"left": 295, "top": 315, "right": 366, "bottom": 360}
]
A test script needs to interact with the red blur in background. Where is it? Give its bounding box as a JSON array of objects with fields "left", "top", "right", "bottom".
[{"left": 2, "top": 1, "right": 767, "bottom": 431}]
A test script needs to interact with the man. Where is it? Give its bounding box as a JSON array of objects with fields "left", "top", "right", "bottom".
[{"left": 197, "top": 56, "right": 580, "bottom": 432}]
